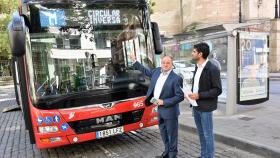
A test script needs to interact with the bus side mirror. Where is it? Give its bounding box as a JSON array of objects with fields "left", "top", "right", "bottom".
[
  {"left": 151, "top": 22, "right": 163, "bottom": 55},
  {"left": 8, "top": 11, "right": 26, "bottom": 57},
  {"left": 91, "top": 54, "right": 99, "bottom": 67}
]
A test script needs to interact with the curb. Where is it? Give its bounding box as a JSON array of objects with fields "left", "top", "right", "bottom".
[
  {"left": 179, "top": 124, "right": 280, "bottom": 158},
  {"left": 269, "top": 78, "right": 280, "bottom": 81},
  {"left": 0, "top": 84, "right": 14, "bottom": 87},
  {"left": 0, "top": 82, "right": 14, "bottom": 87}
]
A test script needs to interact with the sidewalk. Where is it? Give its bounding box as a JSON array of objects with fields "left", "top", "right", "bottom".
[
  {"left": 0, "top": 79, "right": 13, "bottom": 86},
  {"left": 178, "top": 93, "right": 280, "bottom": 158}
]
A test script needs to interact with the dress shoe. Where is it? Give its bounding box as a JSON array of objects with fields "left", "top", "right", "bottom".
[{"left": 155, "top": 153, "right": 168, "bottom": 158}]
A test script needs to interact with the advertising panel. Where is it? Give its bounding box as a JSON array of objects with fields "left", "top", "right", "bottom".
[{"left": 238, "top": 31, "right": 269, "bottom": 103}]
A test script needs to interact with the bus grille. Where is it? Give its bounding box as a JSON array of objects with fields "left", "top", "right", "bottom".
[{"left": 68, "top": 109, "right": 145, "bottom": 134}]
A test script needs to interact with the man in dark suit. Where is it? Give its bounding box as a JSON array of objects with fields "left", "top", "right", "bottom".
[
  {"left": 130, "top": 55, "right": 184, "bottom": 158},
  {"left": 187, "top": 43, "right": 222, "bottom": 158}
]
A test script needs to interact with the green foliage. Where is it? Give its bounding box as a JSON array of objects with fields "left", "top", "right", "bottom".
[
  {"left": 183, "top": 22, "right": 200, "bottom": 33},
  {"left": 148, "top": 0, "right": 156, "bottom": 14},
  {"left": 0, "top": 0, "right": 18, "bottom": 59},
  {"left": 0, "top": 0, "right": 17, "bottom": 14},
  {"left": 0, "top": 32, "right": 11, "bottom": 58}
]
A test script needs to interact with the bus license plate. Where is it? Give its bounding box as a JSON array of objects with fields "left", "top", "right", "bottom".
[{"left": 96, "top": 126, "right": 124, "bottom": 139}]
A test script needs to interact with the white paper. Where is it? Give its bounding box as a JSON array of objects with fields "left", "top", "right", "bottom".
[{"left": 181, "top": 87, "right": 198, "bottom": 106}]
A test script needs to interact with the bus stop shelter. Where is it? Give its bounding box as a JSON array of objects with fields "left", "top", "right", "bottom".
[{"left": 162, "top": 22, "right": 269, "bottom": 115}]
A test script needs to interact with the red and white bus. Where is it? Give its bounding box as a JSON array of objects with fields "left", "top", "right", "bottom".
[{"left": 8, "top": 0, "right": 163, "bottom": 149}]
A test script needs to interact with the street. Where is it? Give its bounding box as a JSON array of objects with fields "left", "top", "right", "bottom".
[
  {"left": 269, "top": 80, "right": 280, "bottom": 94},
  {"left": 0, "top": 84, "right": 270, "bottom": 158}
]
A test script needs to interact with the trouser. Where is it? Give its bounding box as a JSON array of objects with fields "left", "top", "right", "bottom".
[
  {"left": 193, "top": 108, "right": 214, "bottom": 158},
  {"left": 158, "top": 115, "right": 178, "bottom": 158}
]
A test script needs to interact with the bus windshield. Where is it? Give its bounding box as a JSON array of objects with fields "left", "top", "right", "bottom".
[{"left": 25, "top": 2, "right": 155, "bottom": 109}]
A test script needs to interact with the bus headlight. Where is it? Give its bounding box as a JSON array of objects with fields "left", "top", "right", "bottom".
[
  {"left": 150, "top": 116, "right": 158, "bottom": 122},
  {"left": 38, "top": 126, "right": 58, "bottom": 133}
]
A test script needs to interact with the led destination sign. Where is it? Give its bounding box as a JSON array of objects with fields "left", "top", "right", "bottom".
[
  {"left": 39, "top": 10, "right": 66, "bottom": 27},
  {"left": 88, "top": 9, "right": 121, "bottom": 25}
]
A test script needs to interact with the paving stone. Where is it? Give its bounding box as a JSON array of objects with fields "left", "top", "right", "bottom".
[{"left": 0, "top": 85, "right": 266, "bottom": 158}]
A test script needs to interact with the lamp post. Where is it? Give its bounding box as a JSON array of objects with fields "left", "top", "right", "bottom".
[
  {"left": 276, "top": 0, "right": 279, "bottom": 18},
  {"left": 279, "top": 0, "right": 280, "bottom": 18},
  {"left": 180, "top": 0, "right": 184, "bottom": 31},
  {"left": 239, "top": 0, "right": 242, "bottom": 23}
]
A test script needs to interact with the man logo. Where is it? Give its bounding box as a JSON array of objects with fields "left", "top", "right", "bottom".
[{"left": 96, "top": 114, "right": 121, "bottom": 124}]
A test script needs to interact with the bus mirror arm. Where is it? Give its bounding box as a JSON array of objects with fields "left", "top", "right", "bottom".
[
  {"left": 91, "top": 54, "right": 99, "bottom": 68},
  {"left": 151, "top": 22, "right": 163, "bottom": 55},
  {"left": 8, "top": 11, "right": 26, "bottom": 57}
]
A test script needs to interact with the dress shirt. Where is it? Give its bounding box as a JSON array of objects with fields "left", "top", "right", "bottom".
[
  {"left": 193, "top": 59, "right": 209, "bottom": 93},
  {"left": 153, "top": 69, "right": 172, "bottom": 99}
]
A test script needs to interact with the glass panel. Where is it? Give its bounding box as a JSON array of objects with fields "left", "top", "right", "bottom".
[
  {"left": 163, "top": 42, "right": 196, "bottom": 89},
  {"left": 163, "top": 37, "right": 228, "bottom": 102},
  {"left": 24, "top": 3, "right": 154, "bottom": 107},
  {"left": 205, "top": 38, "right": 228, "bottom": 102},
  {"left": 238, "top": 31, "right": 268, "bottom": 102}
]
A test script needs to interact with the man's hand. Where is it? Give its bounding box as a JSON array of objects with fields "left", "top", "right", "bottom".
[
  {"left": 129, "top": 54, "right": 136, "bottom": 62},
  {"left": 184, "top": 94, "right": 190, "bottom": 101},
  {"left": 188, "top": 93, "right": 199, "bottom": 100},
  {"left": 155, "top": 99, "right": 164, "bottom": 106}
]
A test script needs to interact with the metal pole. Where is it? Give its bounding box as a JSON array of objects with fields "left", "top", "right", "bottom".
[
  {"left": 239, "top": 0, "right": 242, "bottom": 23},
  {"left": 279, "top": 0, "right": 280, "bottom": 18},
  {"left": 180, "top": 0, "right": 184, "bottom": 31},
  {"left": 276, "top": 0, "right": 279, "bottom": 18},
  {"left": 226, "top": 35, "right": 237, "bottom": 115}
]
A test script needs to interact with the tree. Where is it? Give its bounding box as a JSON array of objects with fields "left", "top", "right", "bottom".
[
  {"left": 0, "top": 0, "right": 18, "bottom": 59},
  {"left": 148, "top": 0, "right": 156, "bottom": 14}
]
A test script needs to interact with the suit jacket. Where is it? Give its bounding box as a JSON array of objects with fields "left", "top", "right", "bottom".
[
  {"left": 191, "top": 60, "right": 222, "bottom": 112},
  {"left": 133, "top": 61, "right": 184, "bottom": 119}
]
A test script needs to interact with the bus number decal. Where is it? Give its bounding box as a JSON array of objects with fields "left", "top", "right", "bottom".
[{"left": 133, "top": 101, "right": 144, "bottom": 108}]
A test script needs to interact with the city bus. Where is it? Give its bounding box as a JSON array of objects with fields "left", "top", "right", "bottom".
[{"left": 8, "top": 0, "right": 163, "bottom": 149}]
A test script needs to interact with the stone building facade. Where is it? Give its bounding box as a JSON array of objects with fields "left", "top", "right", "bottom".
[{"left": 151, "top": 0, "right": 280, "bottom": 71}]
